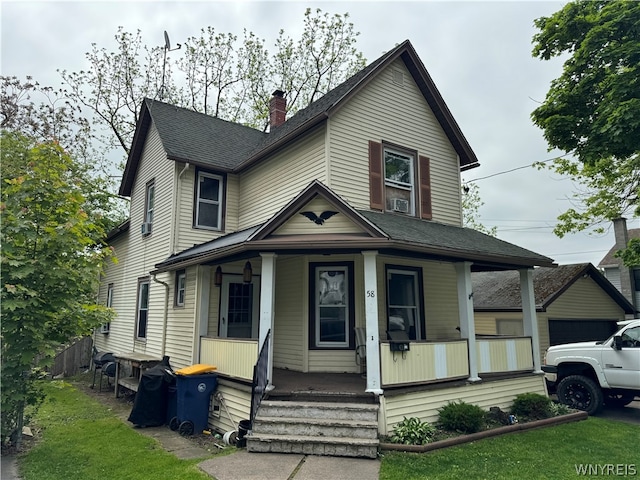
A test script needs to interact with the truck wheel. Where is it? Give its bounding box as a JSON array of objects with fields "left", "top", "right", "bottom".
[
  {"left": 604, "top": 392, "right": 635, "bottom": 408},
  {"left": 557, "top": 375, "right": 603, "bottom": 415}
]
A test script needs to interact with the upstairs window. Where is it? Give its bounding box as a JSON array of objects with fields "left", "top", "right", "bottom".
[
  {"left": 145, "top": 180, "right": 155, "bottom": 224},
  {"left": 384, "top": 148, "right": 415, "bottom": 215},
  {"left": 369, "top": 141, "right": 432, "bottom": 219},
  {"left": 195, "top": 172, "right": 223, "bottom": 230}
]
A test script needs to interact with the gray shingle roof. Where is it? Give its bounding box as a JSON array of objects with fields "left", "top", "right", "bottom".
[
  {"left": 472, "top": 263, "right": 634, "bottom": 313},
  {"left": 121, "top": 39, "right": 480, "bottom": 195},
  {"left": 358, "top": 210, "right": 555, "bottom": 267},
  {"left": 145, "top": 99, "right": 267, "bottom": 170}
]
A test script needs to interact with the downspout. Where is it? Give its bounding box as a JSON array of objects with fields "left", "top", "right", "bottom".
[
  {"left": 152, "top": 274, "right": 170, "bottom": 357},
  {"left": 172, "top": 163, "right": 190, "bottom": 254}
]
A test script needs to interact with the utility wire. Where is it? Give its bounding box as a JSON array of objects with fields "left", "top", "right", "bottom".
[{"left": 463, "top": 155, "right": 567, "bottom": 183}]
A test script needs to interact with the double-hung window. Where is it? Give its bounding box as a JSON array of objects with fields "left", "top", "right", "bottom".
[
  {"left": 384, "top": 148, "right": 415, "bottom": 215},
  {"left": 195, "top": 172, "right": 223, "bottom": 230},
  {"left": 145, "top": 180, "right": 155, "bottom": 224},
  {"left": 136, "top": 279, "right": 150, "bottom": 340},
  {"left": 386, "top": 266, "right": 424, "bottom": 340},
  {"left": 175, "top": 270, "right": 186, "bottom": 307}
]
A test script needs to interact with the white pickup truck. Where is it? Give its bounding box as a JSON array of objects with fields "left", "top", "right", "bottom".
[{"left": 542, "top": 319, "right": 640, "bottom": 415}]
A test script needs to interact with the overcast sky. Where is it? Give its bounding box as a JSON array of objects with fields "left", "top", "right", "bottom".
[{"left": 2, "top": 0, "right": 637, "bottom": 266}]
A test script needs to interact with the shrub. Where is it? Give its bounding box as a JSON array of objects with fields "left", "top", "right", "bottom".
[
  {"left": 438, "top": 401, "right": 485, "bottom": 433},
  {"left": 548, "top": 401, "right": 571, "bottom": 417},
  {"left": 390, "top": 417, "right": 436, "bottom": 445},
  {"left": 510, "top": 393, "right": 552, "bottom": 420}
]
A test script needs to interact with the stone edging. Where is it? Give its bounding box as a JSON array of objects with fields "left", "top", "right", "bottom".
[{"left": 379, "top": 411, "right": 588, "bottom": 453}]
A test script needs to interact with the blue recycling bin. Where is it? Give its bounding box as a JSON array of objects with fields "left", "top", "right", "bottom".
[{"left": 169, "top": 372, "right": 218, "bottom": 436}]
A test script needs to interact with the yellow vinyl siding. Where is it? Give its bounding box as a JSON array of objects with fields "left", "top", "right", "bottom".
[
  {"left": 546, "top": 277, "right": 626, "bottom": 318},
  {"left": 238, "top": 127, "right": 327, "bottom": 229},
  {"left": 273, "top": 256, "right": 305, "bottom": 371},
  {"left": 273, "top": 198, "right": 366, "bottom": 235},
  {"left": 308, "top": 350, "right": 359, "bottom": 373},
  {"left": 174, "top": 165, "right": 237, "bottom": 253},
  {"left": 162, "top": 266, "right": 198, "bottom": 369},
  {"left": 199, "top": 337, "right": 258, "bottom": 380},
  {"left": 329, "top": 59, "right": 462, "bottom": 225},
  {"left": 208, "top": 380, "right": 252, "bottom": 434},
  {"left": 380, "top": 375, "right": 546, "bottom": 434}
]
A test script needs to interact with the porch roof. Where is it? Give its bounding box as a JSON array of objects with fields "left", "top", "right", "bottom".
[{"left": 153, "top": 210, "right": 555, "bottom": 273}]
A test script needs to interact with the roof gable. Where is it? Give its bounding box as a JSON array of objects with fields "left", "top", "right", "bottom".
[
  {"left": 250, "top": 180, "right": 387, "bottom": 241},
  {"left": 120, "top": 40, "right": 480, "bottom": 195},
  {"left": 472, "top": 263, "right": 634, "bottom": 313},
  {"left": 598, "top": 228, "right": 640, "bottom": 267}
]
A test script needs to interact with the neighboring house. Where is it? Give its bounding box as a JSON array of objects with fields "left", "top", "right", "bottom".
[
  {"left": 598, "top": 218, "right": 639, "bottom": 314},
  {"left": 96, "top": 40, "right": 557, "bottom": 452},
  {"left": 473, "top": 263, "right": 635, "bottom": 360}
]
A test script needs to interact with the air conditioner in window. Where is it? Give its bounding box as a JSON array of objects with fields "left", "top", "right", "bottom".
[
  {"left": 99, "top": 323, "right": 110, "bottom": 334},
  {"left": 391, "top": 198, "right": 410, "bottom": 213},
  {"left": 141, "top": 222, "right": 152, "bottom": 236}
]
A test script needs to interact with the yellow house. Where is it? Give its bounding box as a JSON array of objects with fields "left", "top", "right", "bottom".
[{"left": 97, "top": 40, "right": 556, "bottom": 457}]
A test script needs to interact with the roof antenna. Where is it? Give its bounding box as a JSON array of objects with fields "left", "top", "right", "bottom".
[{"left": 160, "top": 31, "right": 181, "bottom": 101}]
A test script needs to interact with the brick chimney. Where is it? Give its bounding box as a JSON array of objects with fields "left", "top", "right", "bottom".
[
  {"left": 269, "top": 90, "right": 286, "bottom": 129},
  {"left": 613, "top": 217, "right": 636, "bottom": 308}
]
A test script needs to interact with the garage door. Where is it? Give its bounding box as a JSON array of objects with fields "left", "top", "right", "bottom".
[{"left": 548, "top": 319, "right": 618, "bottom": 346}]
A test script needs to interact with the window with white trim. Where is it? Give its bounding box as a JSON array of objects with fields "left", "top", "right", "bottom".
[
  {"left": 384, "top": 148, "right": 415, "bottom": 215},
  {"left": 145, "top": 180, "right": 155, "bottom": 224},
  {"left": 386, "top": 267, "right": 424, "bottom": 340},
  {"left": 136, "top": 279, "right": 150, "bottom": 340},
  {"left": 195, "top": 172, "right": 223, "bottom": 229},
  {"left": 175, "top": 270, "right": 186, "bottom": 307},
  {"left": 101, "top": 283, "right": 114, "bottom": 333}
]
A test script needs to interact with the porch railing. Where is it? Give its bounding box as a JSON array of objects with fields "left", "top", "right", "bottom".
[
  {"left": 249, "top": 329, "right": 271, "bottom": 429},
  {"left": 380, "top": 340, "right": 469, "bottom": 386},
  {"left": 476, "top": 336, "right": 533, "bottom": 374},
  {"left": 199, "top": 337, "right": 258, "bottom": 381}
]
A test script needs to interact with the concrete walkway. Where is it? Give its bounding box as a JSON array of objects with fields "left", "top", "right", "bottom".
[{"left": 199, "top": 451, "right": 381, "bottom": 480}]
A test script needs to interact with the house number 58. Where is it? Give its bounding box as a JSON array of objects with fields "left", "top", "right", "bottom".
[{"left": 366, "top": 290, "right": 376, "bottom": 298}]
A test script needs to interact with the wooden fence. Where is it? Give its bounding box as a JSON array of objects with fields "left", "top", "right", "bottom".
[{"left": 49, "top": 336, "right": 93, "bottom": 377}]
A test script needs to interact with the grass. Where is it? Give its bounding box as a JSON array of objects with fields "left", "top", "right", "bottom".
[
  {"left": 379, "top": 417, "right": 640, "bottom": 480},
  {"left": 18, "top": 380, "right": 213, "bottom": 480}
]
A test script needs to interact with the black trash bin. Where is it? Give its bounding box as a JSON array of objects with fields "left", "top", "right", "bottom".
[
  {"left": 127, "top": 356, "right": 175, "bottom": 427},
  {"left": 169, "top": 371, "right": 218, "bottom": 436}
]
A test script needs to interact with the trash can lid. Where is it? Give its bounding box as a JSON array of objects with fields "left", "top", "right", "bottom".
[{"left": 175, "top": 364, "right": 217, "bottom": 375}]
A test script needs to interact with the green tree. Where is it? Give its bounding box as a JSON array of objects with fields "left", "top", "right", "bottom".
[
  {"left": 1, "top": 132, "right": 114, "bottom": 450},
  {"left": 531, "top": 0, "right": 640, "bottom": 262},
  {"left": 59, "top": 8, "right": 366, "bottom": 156},
  {"left": 462, "top": 182, "right": 497, "bottom": 236}
]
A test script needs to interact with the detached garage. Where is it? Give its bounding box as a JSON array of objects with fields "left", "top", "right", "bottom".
[{"left": 472, "top": 263, "right": 635, "bottom": 360}]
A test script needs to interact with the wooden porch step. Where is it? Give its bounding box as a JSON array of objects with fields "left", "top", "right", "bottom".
[{"left": 246, "top": 433, "right": 379, "bottom": 459}]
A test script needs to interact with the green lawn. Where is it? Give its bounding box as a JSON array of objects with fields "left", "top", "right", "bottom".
[
  {"left": 16, "top": 380, "right": 640, "bottom": 480},
  {"left": 380, "top": 416, "right": 640, "bottom": 480},
  {"left": 19, "top": 381, "right": 214, "bottom": 480}
]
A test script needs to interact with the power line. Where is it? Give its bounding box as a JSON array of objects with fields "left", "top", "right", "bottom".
[{"left": 463, "top": 155, "right": 567, "bottom": 183}]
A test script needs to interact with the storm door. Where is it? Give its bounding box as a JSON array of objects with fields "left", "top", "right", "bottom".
[{"left": 220, "top": 275, "right": 259, "bottom": 339}]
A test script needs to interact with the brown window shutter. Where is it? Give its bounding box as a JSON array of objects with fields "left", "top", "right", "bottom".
[
  {"left": 369, "top": 141, "right": 384, "bottom": 210},
  {"left": 419, "top": 155, "right": 432, "bottom": 220}
]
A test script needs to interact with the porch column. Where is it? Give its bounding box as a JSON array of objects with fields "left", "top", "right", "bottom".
[
  {"left": 259, "top": 253, "right": 277, "bottom": 389},
  {"left": 362, "top": 250, "right": 383, "bottom": 395},
  {"left": 519, "top": 268, "right": 542, "bottom": 373},
  {"left": 455, "top": 262, "right": 481, "bottom": 382}
]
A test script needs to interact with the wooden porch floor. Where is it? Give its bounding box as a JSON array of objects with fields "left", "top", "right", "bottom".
[{"left": 270, "top": 368, "right": 367, "bottom": 395}]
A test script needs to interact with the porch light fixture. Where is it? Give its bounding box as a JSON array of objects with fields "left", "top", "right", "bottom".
[
  {"left": 214, "top": 266, "right": 223, "bottom": 287},
  {"left": 243, "top": 261, "right": 252, "bottom": 283}
]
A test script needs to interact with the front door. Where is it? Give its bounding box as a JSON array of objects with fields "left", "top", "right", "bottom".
[{"left": 220, "top": 275, "right": 259, "bottom": 339}]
